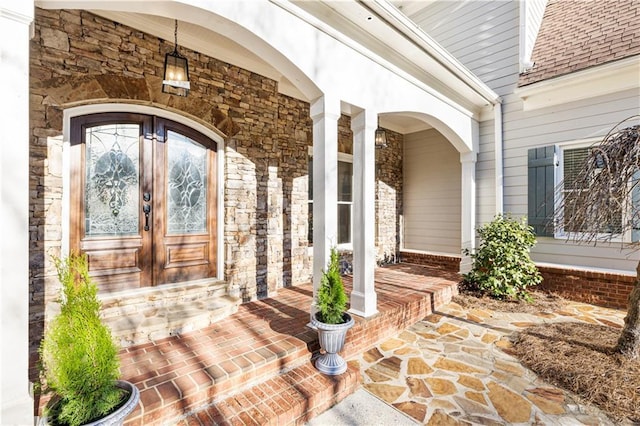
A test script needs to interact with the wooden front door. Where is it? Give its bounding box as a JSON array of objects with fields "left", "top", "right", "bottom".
[{"left": 70, "top": 113, "right": 217, "bottom": 292}]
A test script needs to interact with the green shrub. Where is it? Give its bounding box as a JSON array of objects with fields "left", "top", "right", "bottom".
[
  {"left": 316, "top": 248, "right": 348, "bottom": 324},
  {"left": 463, "top": 214, "right": 542, "bottom": 301},
  {"left": 39, "top": 253, "right": 123, "bottom": 426}
]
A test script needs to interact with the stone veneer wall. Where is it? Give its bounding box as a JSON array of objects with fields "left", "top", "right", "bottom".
[
  {"left": 376, "top": 129, "right": 403, "bottom": 263},
  {"left": 28, "top": 8, "right": 313, "bottom": 362}
]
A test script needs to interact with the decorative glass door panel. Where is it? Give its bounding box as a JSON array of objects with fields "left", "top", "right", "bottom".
[
  {"left": 70, "top": 113, "right": 217, "bottom": 293},
  {"left": 84, "top": 124, "right": 140, "bottom": 236},
  {"left": 154, "top": 121, "right": 217, "bottom": 284},
  {"left": 167, "top": 131, "right": 207, "bottom": 234}
]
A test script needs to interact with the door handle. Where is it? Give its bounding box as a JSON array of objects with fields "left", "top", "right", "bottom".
[{"left": 143, "top": 204, "right": 151, "bottom": 231}]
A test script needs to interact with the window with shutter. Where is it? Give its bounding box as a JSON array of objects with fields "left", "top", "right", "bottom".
[{"left": 562, "top": 146, "right": 623, "bottom": 235}]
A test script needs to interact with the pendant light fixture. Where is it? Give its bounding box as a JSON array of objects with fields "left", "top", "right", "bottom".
[
  {"left": 375, "top": 117, "right": 388, "bottom": 149},
  {"left": 162, "top": 19, "right": 190, "bottom": 97}
]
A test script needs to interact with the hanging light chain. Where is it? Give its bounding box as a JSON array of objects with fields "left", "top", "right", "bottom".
[{"left": 173, "top": 19, "right": 179, "bottom": 54}]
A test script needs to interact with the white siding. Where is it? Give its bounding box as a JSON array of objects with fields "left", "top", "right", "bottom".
[
  {"left": 500, "top": 88, "right": 640, "bottom": 273},
  {"left": 478, "top": 118, "right": 497, "bottom": 226},
  {"left": 415, "top": 0, "right": 520, "bottom": 96},
  {"left": 403, "top": 129, "right": 461, "bottom": 255},
  {"left": 414, "top": 0, "right": 639, "bottom": 273}
]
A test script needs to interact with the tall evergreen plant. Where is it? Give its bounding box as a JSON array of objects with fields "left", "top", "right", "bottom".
[
  {"left": 39, "top": 253, "right": 124, "bottom": 426},
  {"left": 316, "top": 248, "right": 348, "bottom": 324}
]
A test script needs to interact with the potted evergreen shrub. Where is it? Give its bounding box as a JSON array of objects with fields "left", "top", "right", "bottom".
[
  {"left": 311, "top": 248, "right": 354, "bottom": 375},
  {"left": 38, "top": 253, "right": 139, "bottom": 426}
]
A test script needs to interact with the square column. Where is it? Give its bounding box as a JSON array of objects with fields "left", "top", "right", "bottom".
[
  {"left": 310, "top": 96, "right": 340, "bottom": 318},
  {"left": 1, "top": 2, "right": 35, "bottom": 425},
  {"left": 349, "top": 110, "right": 378, "bottom": 318},
  {"left": 460, "top": 151, "right": 477, "bottom": 273}
]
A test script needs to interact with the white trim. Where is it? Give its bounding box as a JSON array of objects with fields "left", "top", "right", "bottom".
[
  {"left": 516, "top": 56, "right": 640, "bottom": 111},
  {"left": 0, "top": 6, "right": 34, "bottom": 25},
  {"left": 62, "top": 103, "right": 226, "bottom": 281},
  {"left": 494, "top": 102, "right": 503, "bottom": 214},
  {"left": 271, "top": 0, "right": 484, "bottom": 118},
  {"left": 460, "top": 151, "right": 477, "bottom": 273},
  {"left": 366, "top": 0, "right": 500, "bottom": 105}
]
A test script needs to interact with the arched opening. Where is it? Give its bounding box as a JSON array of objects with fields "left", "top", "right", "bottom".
[{"left": 379, "top": 112, "right": 467, "bottom": 264}]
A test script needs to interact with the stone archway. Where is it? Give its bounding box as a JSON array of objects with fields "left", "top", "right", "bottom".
[{"left": 32, "top": 74, "right": 240, "bottom": 136}]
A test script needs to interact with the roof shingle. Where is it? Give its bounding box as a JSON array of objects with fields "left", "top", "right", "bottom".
[{"left": 519, "top": 0, "right": 640, "bottom": 86}]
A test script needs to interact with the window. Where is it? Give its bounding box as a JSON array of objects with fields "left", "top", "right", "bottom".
[
  {"left": 337, "top": 161, "right": 353, "bottom": 245},
  {"left": 560, "top": 145, "right": 623, "bottom": 235},
  {"left": 528, "top": 142, "right": 627, "bottom": 240},
  {"left": 308, "top": 152, "right": 353, "bottom": 247}
]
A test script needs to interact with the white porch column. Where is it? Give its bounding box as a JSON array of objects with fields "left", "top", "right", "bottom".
[
  {"left": 460, "top": 151, "right": 477, "bottom": 274},
  {"left": 1, "top": 1, "right": 35, "bottom": 425},
  {"left": 349, "top": 109, "right": 378, "bottom": 318},
  {"left": 310, "top": 96, "right": 340, "bottom": 318}
]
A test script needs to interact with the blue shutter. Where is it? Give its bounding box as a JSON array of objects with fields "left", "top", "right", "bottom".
[{"left": 528, "top": 146, "right": 557, "bottom": 237}]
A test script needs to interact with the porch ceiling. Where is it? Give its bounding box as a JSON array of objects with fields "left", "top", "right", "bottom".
[{"left": 36, "top": 0, "right": 493, "bottom": 135}]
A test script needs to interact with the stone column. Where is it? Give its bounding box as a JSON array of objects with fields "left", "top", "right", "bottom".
[
  {"left": 349, "top": 109, "right": 378, "bottom": 318},
  {"left": 1, "top": 1, "right": 35, "bottom": 424},
  {"left": 310, "top": 96, "right": 340, "bottom": 318},
  {"left": 460, "top": 151, "right": 477, "bottom": 274}
]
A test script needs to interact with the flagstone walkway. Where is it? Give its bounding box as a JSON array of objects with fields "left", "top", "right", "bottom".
[{"left": 353, "top": 299, "right": 626, "bottom": 425}]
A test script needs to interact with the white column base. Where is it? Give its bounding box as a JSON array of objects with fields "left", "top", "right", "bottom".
[{"left": 349, "top": 291, "right": 378, "bottom": 318}]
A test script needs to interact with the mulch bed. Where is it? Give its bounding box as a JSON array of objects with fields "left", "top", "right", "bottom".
[
  {"left": 452, "top": 288, "right": 566, "bottom": 314},
  {"left": 454, "top": 288, "right": 640, "bottom": 423}
]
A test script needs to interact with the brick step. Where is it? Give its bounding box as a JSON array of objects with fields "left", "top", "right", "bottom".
[
  {"left": 173, "top": 362, "right": 361, "bottom": 425},
  {"left": 99, "top": 279, "right": 240, "bottom": 347},
  {"left": 110, "top": 265, "right": 460, "bottom": 425},
  {"left": 121, "top": 310, "right": 314, "bottom": 425}
]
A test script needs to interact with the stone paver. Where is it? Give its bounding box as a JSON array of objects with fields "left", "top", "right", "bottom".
[{"left": 354, "top": 299, "right": 626, "bottom": 425}]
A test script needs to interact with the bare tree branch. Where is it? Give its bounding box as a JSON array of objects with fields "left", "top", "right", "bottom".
[
  {"left": 551, "top": 115, "right": 640, "bottom": 359},
  {"left": 554, "top": 116, "right": 640, "bottom": 245}
]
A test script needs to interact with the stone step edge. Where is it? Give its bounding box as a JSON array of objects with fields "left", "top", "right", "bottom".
[
  {"left": 109, "top": 296, "right": 242, "bottom": 348},
  {"left": 172, "top": 361, "right": 361, "bottom": 425},
  {"left": 99, "top": 279, "right": 230, "bottom": 318}
]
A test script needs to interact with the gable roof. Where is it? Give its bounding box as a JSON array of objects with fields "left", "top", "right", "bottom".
[{"left": 519, "top": 0, "right": 640, "bottom": 87}]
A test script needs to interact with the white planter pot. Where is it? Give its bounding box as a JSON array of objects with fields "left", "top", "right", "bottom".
[
  {"left": 311, "top": 312, "right": 354, "bottom": 375},
  {"left": 39, "top": 380, "right": 140, "bottom": 426}
]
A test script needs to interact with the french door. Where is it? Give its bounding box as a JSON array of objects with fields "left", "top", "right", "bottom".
[{"left": 70, "top": 113, "right": 217, "bottom": 292}]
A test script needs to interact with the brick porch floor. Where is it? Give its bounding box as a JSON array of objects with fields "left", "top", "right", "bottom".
[{"left": 104, "top": 263, "right": 459, "bottom": 425}]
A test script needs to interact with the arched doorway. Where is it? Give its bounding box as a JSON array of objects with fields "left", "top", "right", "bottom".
[{"left": 70, "top": 112, "right": 218, "bottom": 292}]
